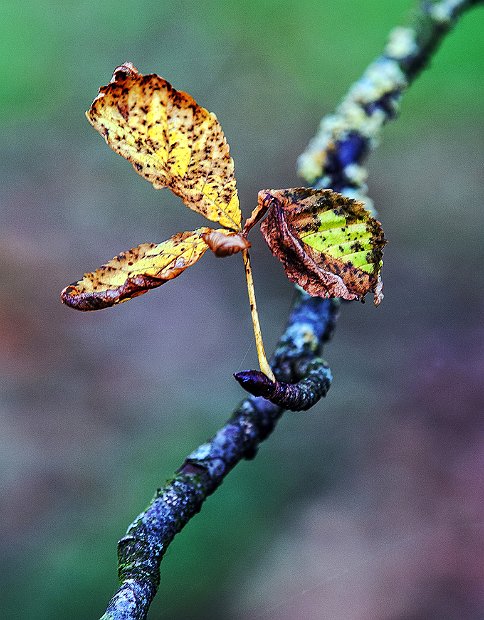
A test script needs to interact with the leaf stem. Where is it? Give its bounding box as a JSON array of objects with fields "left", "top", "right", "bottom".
[{"left": 241, "top": 249, "right": 275, "bottom": 382}]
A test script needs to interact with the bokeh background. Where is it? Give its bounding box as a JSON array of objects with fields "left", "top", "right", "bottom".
[{"left": 1, "top": 1, "right": 483, "bottom": 618}]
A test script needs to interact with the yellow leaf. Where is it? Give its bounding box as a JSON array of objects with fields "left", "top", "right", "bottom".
[
  {"left": 61, "top": 228, "right": 213, "bottom": 310},
  {"left": 86, "top": 63, "right": 241, "bottom": 231}
]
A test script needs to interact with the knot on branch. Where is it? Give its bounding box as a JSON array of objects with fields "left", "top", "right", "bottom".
[{"left": 234, "top": 357, "right": 332, "bottom": 411}]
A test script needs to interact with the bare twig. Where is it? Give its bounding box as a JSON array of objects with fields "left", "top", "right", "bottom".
[{"left": 100, "top": 1, "right": 480, "bottom": 617}]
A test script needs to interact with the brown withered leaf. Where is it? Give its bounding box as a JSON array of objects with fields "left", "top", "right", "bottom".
[
  {"left": 202, "top": 230, "right": 250, "bottom": 257},
  {"left": 242, "top": 199, "right": 271, "bottom": 236},
  {"left": 61, "top": 228, "right": 214, "bottom": 311},
  {"left": 257, "top": 188, "right": 386, "bottom": 305},
  {"left": 86, "top": 63, "right": 241, "bottom": 231}
]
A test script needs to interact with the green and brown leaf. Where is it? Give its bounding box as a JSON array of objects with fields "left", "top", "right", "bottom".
[{"left": 255, "top": 187, "right": 386, "bottom": 305}]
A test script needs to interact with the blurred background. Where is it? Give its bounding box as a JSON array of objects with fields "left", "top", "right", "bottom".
[{"left": 1, "top": 1, "right": 483, "bottom": 618}]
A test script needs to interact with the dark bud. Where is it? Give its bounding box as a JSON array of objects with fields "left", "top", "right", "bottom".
[
  {"left": 234, "top": 359, "right": 332, "bottom": 412},
  {"left": 233, "top": 370, "right": 275, "bottom": 399}
]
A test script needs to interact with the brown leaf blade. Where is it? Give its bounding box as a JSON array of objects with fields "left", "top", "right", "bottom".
[
  {"left": 61, "top": 228, "right": 212, "bottom": 311},
  {"left": 242, "top": 200, "right": 271, "bottom": 236},
  {"left": 86, "top": 63, "right": 241, "bottom": 231},
  {"left": 201, "top": 230, "right": 250, "bottom": 257},
  {"left": 258, "top": 188, "right": 386, "bottom": 305}
]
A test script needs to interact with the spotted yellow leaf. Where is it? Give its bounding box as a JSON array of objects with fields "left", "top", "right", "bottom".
[
  {"left": 61, "top": 228, "right": 218, "bottom": 311},
  {"left": 86, "top": 63, "right": 241, "bottom": 231},
  {"left": 256, "top": 188, "right": 386, "bottom": 305}
]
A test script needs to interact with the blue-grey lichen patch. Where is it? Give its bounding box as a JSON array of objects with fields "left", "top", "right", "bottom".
[
  {"left": 385, "top": 27, "right": 419, "bottom": 59},
  {"left": 428, "top": 0, "right": 460, "bottom": 24},
  {"left": 298, "top": 57, "right": 407, "bottom": 189},
  {"left": 297, "top": 0, "right": 476, "bottom": 193}
]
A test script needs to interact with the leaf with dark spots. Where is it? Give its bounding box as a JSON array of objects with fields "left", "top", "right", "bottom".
[
  {"left": 86, "top": 63, "right": 241, "bottom": 231},
  {"left": 60, "top": 228, "right": 213, "bottom": 311},
  {"left": 257, "top": 187, "right": 386, "bottom": 305}
]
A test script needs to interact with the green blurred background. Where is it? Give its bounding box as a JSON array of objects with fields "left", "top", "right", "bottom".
[{"left": 1, "top": 1, "right": 483, "bottom": 618}]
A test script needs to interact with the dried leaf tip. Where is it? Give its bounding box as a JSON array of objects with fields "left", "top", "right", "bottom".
[
  {"left": 110, "top": 62, "right": 138, "bottom": 82},
  {"left": 373, "top": 274, "right": 384, "bottom": 306}
]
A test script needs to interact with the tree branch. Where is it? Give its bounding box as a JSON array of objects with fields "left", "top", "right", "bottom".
[
  {"left": 101, "top": 293, "right": 339, "bottom": 620},
  {"left": 100, "top": 1, "right": 480, "bottom": 618}
]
